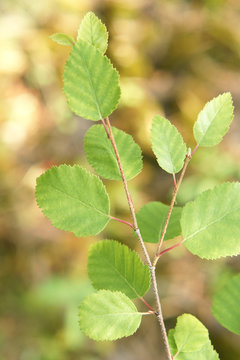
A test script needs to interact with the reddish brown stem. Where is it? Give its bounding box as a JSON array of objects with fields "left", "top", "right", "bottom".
[
  {"left": 153, "top": 155, "right": 191, "bottom": 267},
  {"left": 140, "top": 297, "right": 156, "bottom": 313},
  {"left": 157, "top": 240, "right": 184, "bottom": 258},
  {"left": 109, "top": 215, "right": 134, "bottom": 229}
]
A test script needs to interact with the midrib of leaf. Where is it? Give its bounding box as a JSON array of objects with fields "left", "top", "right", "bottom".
[
  {"left": 80, "top": 46, "right": 102, "bottom": 119},
  {"left": 176, "top": 333, "right": 207, "bottom": 354},
  {"left": 184, "top": 204, "right": 240, "bottom": 241},
  {"left": 197, "top": 97, "right": 228, "bottom": 144},
  {"left": 47, "top": 183, "right": 109, "bottom": 218},
  {"left": 97, "top": 254, "right": 140, "bottom": 298},
  {"left": 93, "top": 312, "right": 140, "bottom": 317}
]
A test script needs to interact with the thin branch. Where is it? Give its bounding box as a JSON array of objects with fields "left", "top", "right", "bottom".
[
  {"left": 102, "top": 116, "right": 172, "bottom": 360},
  {"left": 105, "top": 116, "right": 138, "bottom": 229},
  {"left": 150, "top": 266, "right": 173, "bottom": 360},
  {"left": 153, "top": 154, "right": 191, "bottom": 267},
  {"left": 191, "top": 143, "right": 199, "bottom": 157},
  {"left": 172, "top": 173, "right": 177, "bottom": 191}
]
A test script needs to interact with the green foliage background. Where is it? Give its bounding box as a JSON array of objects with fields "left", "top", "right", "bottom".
[{"left": 1, "top": 0, "right": 240, "bottom": 359}]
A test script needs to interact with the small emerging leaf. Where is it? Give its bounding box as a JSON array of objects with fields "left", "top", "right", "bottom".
[
  {"left": 35, "top": 165, "right": 110, "bottom": 237},
  {"left": 151, "top": 115, "right": 187, "bottom": 174},
  {"left": 77, "top": 12, "right": 108, "bottom": 53},
  {"left": 168, "top": 314, "right": 219, "bottom": 360},
  {"left": 193, "top": 92, "right": 234, "bottom": 147},
  {"left": 181, "top": 182, "right": 240, "bottom": 259},
  {"left": 63, "top": 41, "right": 120, "bottom": 121},
  {"left": 84, "top": 125, "right": 142, "bottom": 180},
  {"left": 50, "top": 33, "right": 75, "bottom": 46},
  {"left": 212, "top": 274, "right": 240, "bottom": 335},
  {"left": 78, "top": 290, "right": 142, "bottom": 340},
  {"left": 88, "top": 240, "right": 150, "bottom": 298},
  {"left": 136, "top": 201, "right": 182, "bottom": 243}
]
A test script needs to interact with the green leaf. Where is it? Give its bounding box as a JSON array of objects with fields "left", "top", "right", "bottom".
[
  {"left": 168, "top": 314, "right": 219, "bottom": 360},
  {"left": 77, "top": 12, "right": 108, "bottom": 54},
  {"left": 63, "top": 41, "right": 120, "bottom": 121},
  {"left": 50, "top": 33, "right": 75, "bottom": 46},
  {"left": 136, "top": 202, "right": 182, "bottom": 243},
  {"left": 193, "top": 92, "right": 234, "bottom": 147},
  {"left": 35, "top": 165, "right": 110, "bottom": 237},
  {"left": 181, "top": 182, "right": 240, "bottom": 259},
  {"left": 173, "top": 314, "right": 209, "bottom": 352},
  {"left": 151, "top": 115, "right": 187, "bottom": 174},
  {"left": 78, "top": 290, "right": 142, "bottom": 340},
  {"left": 84, "top": 125, "right": 143, "bottom": 180},
  {"left": 212, "top": 274, "right": 240, "bottom": 335},
  {"left": 88, "top": 240, "right": 150, "bottom": 299}
]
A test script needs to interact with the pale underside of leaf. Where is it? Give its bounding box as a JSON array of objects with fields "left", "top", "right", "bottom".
[
  {"left": 78, "top": 290, "right": 142, "bottom": 341},
  {"left": 84, "top": 124, "right": 143, "bottom": 180},
  {"left": 136, "top": 201, "right": 182, "bottom": 243},
  {"left": 88, "top": 240, "right": 150, "bottom": 298},
  {"left": 63, "top": 41, "right": 120, "bottom": 121},
  {"left": 181, "top": 182, "right": 240, "bottom": 259},
  {"left": 193, "top": 92, "right": 234, "bottom": 147},
  {"left": 35, "top": 164, "right": 110, "bottom": 237},
  {"left": 212, "top": 274, "right": 240, "bottom": 335},
  {"left": 77, "top": 11, "right": 108, "bottom": 53}
]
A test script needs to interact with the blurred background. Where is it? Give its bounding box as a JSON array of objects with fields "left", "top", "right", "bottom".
[{"left": 1, "top": 0, "right": 240, "bottom": 359}]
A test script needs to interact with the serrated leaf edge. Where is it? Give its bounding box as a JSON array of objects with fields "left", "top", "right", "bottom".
[
  {"left": 87, "top": 239, "right": 151, "bottom": 298},
  {"left": 35, "top": 164, "right": 110, "bottom": 236}
]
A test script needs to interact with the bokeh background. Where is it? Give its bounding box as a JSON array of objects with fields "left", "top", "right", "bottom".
[{"left": 1, "top": 0, "right": 240, "bottom": 359}]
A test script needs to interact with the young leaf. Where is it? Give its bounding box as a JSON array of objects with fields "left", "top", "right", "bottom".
[
  {"left": 84, "top": 124, "right": 143, "bottom": 180},
  {"left": 35, "top": 165, "right": 110, "bottom": 237},
  {"left": 168, "top": 329, "right": 219, "bottom": 360},
  {"left": 77, "top": 12, "right": 108, "bottom": 54},
  {"left": 193, "top": 92, "right": 234, "bottom": 147},
  {"left": 50, "top": 33, "right": 75, "bottom": 46},
  {"left": 88, "top": 240, "right": 150, "bottom": 299},
  {"left": 78, "top": 290, "right": 142, "bottom": 340},
  {"left": 63, "top": 41, "right": 120, "bottom": 121},
  {"left": 151, "top": 115, "right": 187, "bottom": 174},
  {"left": 136, "top": 202, "right": 182, "bottom": 243},
  {"left": 181, "top": 182, "right": 240, "bottom": 259},
  {"left": 212, "top": 274, "right": 240, "bottom": 335}
]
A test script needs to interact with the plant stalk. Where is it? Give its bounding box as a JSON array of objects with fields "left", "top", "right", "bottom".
[
  {"left": 102, "top": 116, "right": 172, "bottom": 360},
  {"left": 153, "top": 155, "right": 191, "bottom": 267}
]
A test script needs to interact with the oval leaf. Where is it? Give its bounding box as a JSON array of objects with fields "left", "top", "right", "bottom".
[
  {"left": 35, "top": 165, "right": 110, "bottom": 237},
  {"left": 78, "top": 290, "right": 142, "bottom": 340},
  {"left": 173, "top": 314, "right": 209, "bottom": 353},
  {"left": 77, "top": 12, "right": 108, "bottom": 53},
  {"left": 212, "top": 274, "right": 240, "bottom": 335},
  {"left": 137, "top": 202, "right": 182, "bottom": 243},
  {"left": 88, "top": 240, "right": 150, "bottom": 298},
  {"left": 168, "top": 328, "right": 219, "bottom": 360},
  {"left": 193, "top": 92, "right": 234, "bottom": 147},
  {"left": 181, "top": 182, "right": 240, "bottom": 259},
  {"left": 63, "top": 41, "right": 120, "bottom": 121},
  {"left": 84, "top": 124, "right": 143, "bottom": 180},
  {"left": 50, "top": 33, "right": 75, "bottom": 46},
  {"left": 151, "top": 115, "right": 187, "bottom": 174}
]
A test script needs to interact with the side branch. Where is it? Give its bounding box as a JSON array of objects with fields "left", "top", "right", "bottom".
[{"left": 153, "top": 154, "right": 191, "bottom": 267}]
